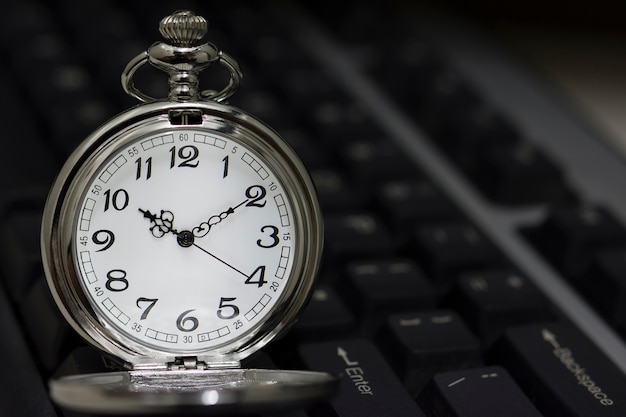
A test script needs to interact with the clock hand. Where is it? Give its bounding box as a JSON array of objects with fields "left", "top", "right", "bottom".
[
  {"left": 189, "top": 240, "right": 250, "bottom": 278},
  {"left": 192, "top": 184, "right": 267, "bottom": 238},
  {"left": 173, "top": 229, "right": 260, "bottom": 283},
  {"left": 138, "top": 209, "right": 220, "bottom": 251},
  {"left": 192, "top": 198, "right": 248, "bottom": 238},
  {"left": 138, "top": 205, "right": 258, "bottom": 282},
  {"left": 138, "top": 208, "right": 178, "bottom": 238}
]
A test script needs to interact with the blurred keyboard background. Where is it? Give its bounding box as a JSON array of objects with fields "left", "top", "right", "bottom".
[{"left": 1, "top": 1, "right": 626, "bottom": 416}]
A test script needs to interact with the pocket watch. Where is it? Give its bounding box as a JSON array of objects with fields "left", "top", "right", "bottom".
[{"left": 41, "top": 10, "right": 335, "bottom": 415}]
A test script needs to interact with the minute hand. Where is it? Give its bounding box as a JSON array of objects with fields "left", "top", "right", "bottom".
[{"left": 192, "top": 199, "right": 248, "bottom": 238}]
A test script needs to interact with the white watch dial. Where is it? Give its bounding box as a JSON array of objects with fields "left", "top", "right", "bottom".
[{"left": 73, "top": 128, "right": 297, "bottom": 353}]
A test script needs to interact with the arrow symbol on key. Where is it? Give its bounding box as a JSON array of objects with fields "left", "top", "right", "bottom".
[
  {"left": 542, "top": 329, "right": 561, "bottom": 349},
  {"left": 337, "top": 347, "right": 358, "bottom": 366}
]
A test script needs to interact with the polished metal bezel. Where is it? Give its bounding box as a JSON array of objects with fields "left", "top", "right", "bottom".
[{"left": 41, "top": 100, "right": 323, "bottom": 368}]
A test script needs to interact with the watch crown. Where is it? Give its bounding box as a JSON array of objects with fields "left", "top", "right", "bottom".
[{"left": 159, "top": 10, "right": 208, "bottom": 47}]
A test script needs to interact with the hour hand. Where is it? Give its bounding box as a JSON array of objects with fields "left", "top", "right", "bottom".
[{"left": 139, "top": 209, "right": 176, "bottom": 238}]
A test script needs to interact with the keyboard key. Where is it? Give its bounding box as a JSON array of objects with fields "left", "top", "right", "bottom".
[
  {"left": 494, "top": 322, "right": 626, "bottom": 416},
  {"left": 232, "top": 89, "right": 292, "bottom": 128},
  {"left": 243, "top": 31, "right": 310, "bottom": 71},
  {"left": 438, "top": 101, "right": 521, "bottom": 154},
  {"left": 294, "top": 285, "right": 356, "bottom": 339},
  {"left": 279, "top": 69, "right": 338, "bottom": 111},
  {"left": 474, "top": 143, "right": 572, "bottom": 205},
  {"left": 434, "top": 101, "right": 522, "bottom": 182},
  {"left": 374, "top": 41, "right": 443, "bottom": 102},
  {"left": 418, "top": 366, "right": 544, "bottom": 417},
  {"left": 405, "top": 65, "right": 479, "bottom": 137},
  {"left": 339, "top": 259, "right": 437, "bottom": 334},
  {"left": 376, "top": 178, "right": 460, "bottom": 227},
  {"left": 580, "top": 249, "right": 626, "bottom": 330},
  {"left": 375, "top": 178, "right": 460, "bottom": 248},
  {"left": 340, "top": 140, "right": 417, "bottom": 183},
  {"left": 451, "top": 270, "right": 555, "bottom": 344},
  {"left": 280, "top": 127, "right": 330, "bottom": 169},
  {"left": 299, "top": 339, "right": 427, "bottom": 417},
  {"left": 413, "top": 221, "right": 504, "bottom": 286},
  {"left": 310, "top": 168, "right": 369, "bottom": 211},
  {"left": 324, "top": 212, "right": 395, "bottom": 260},
  {"left": 308, "top": 99, "right": 375, "bottom": 143},
  {"left": 527, "top": 204, "right": 626, "bottom": 282},
  {"left": 376, "top": 310, "right": 482, "bottom": 395}
]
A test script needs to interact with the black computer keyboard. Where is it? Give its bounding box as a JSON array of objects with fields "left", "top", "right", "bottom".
[{"left": 1, "top": 1, "right": 626, "bottom": 416}]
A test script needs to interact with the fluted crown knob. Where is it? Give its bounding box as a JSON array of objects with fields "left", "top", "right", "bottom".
[{"left": 159, "top": 10, "right": 208, "bottom": 47}]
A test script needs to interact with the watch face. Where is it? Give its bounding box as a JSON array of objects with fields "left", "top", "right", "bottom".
[
  {"left": 73, "top": 126, "right": 299, "bottom": 353},
  {"left": 42, "top": 103, "right": 322, "bottom": 363}
]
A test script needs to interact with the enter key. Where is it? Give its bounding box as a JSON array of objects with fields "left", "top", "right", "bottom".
[
  {"left": 299, "top": 339, "right": 426, "bottom": 417},
  {"left": 495, "top": 321, "right": 626, "bottom": 417}
]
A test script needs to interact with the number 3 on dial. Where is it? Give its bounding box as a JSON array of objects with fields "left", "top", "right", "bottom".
[{"left": 257, "top": 225, "right": 279, "bottom": 248}]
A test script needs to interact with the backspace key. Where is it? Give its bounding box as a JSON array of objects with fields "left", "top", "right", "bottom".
[{"left": 494, "top": 321, "right": 626, "bottom": 417}]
